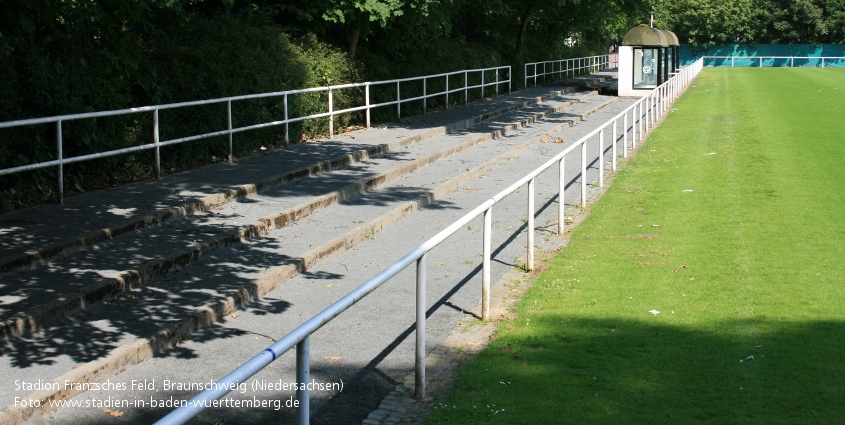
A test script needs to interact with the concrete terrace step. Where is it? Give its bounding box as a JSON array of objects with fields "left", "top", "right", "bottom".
[
  {"left": 10, "top": 95, "right": 642, "bottom": 425},
  {"left": 0, "top": 90, "right": 610, "bottom": 339},
  {"left": 0, "top": 92, "right": 634, "bottom": 424},
  {"left": 0, "top": 86, "right": 588, "bottom": 275}
]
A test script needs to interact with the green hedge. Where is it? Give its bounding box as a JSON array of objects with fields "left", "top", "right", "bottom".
[{"left": 0, "top": 15, "right": 357, "bottom": 210}]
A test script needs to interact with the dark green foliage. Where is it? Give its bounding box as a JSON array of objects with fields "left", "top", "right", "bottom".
[
  {"left": 0, "top": 8, "right": 358, "bottom": 210},
  {"left": 1, "top": 0, "right": 629, "bottom": 211}
]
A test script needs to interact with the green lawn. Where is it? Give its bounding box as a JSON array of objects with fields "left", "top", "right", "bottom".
[{"left": 426, "top": 68, "right": 845, "bottom": 424}]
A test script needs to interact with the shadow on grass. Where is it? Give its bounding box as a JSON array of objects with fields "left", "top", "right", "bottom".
[{"left": 431, "top": 316, "right": 845, "bottom": 424}]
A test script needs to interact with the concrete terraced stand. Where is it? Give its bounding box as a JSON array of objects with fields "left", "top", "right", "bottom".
[{"left": 0, "top": 69, "right": 654, "bottom": 425}]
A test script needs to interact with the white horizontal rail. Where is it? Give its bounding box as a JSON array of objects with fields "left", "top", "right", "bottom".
[
  {"left": 0, "top": 64, "right": 513, "bottom": 202},
  {"left": 154, "top": 57, "right": 705, "bottom": 425},
  {"left": 524, "top": 54, "right": 619, "bottom": 88}
]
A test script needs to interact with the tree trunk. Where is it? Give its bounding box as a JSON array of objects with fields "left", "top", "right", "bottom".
[
  {"left": 515, "top": 5, "right": 536, "bottom": 58},
  {"left": 348, "top": 24, "right": 361, "bottom": 61}
]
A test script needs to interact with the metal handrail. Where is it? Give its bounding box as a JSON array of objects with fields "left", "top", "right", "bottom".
[
  {"left": 0, "top": 65, "right": 512, "bottom": 203},
  {"left": 154, "top": 57, "right": 705, "bottom": 425},
  {"left": 702, "top": 55, "right": 845, "bottom": 68},
  {"left": 524, "top": 54, "right": 619, "bottom": 88}
]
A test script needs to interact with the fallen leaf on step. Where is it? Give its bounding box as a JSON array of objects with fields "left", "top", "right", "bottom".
[
  {"left": 541, "top": 136, "right": 550, "bottom": 143},
  {"left": 324, "top": 356, "right": 341, "bottom": 361},
  {"left": 464, "top": 187, "right": 480, "bottom": 191},
  {"left": 397, "top": 183, "right": 404, "bottom": 187},
  {"left": 103, "top": 409, "right": 123, "bottom": 418},
  {"left": 231, "top": 313, "right": 237, "bottom": 319},
  {"left": 554, "top": 138, "right": 565, "bottom": 144}
]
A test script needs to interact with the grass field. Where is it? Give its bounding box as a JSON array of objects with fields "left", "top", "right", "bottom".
[{"left": 426, "top": 68, "right": 845, "bottom": 424}]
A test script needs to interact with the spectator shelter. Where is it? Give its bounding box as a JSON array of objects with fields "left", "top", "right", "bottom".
[{"left": 618, "top": 27, "right": 680, "bottom": 97}]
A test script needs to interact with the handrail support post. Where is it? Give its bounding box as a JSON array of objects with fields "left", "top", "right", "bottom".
[{"left": 415, "top": 254, "right": 427, "bottom": 401}]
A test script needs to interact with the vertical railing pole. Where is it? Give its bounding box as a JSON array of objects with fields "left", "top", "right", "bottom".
[
  {"left": 624, "top": 109, "right": 630, "bottom": 158},
  {"left": 612, "top": 119, "right": 617, "bottom": 171},
  {"left": 481, "top": 70, "right": 485, "bottom": 99},
  {"left": 580, "top": 141, "right": 587, "bottom": 208},
  {"left": 482, "top": 209, "right": 492, "bottom": 320},
  {"left": 397, "top": 81, "right": 401, "bottom": 119},
  {"left": 464, "top": 72, "right": 468, "bottom": 104},
  {"left": 296, "top": 336, "right": 310, "bottom": 425},
  {"left": 446, "top": 74, "right": 449, "bottom": 109},
  {"left": 365, "top": 84, "right": 371, "bottom": 128},
  {"left": 284, "top": 93, "right": 290, "bottom": 144},
  {"left": 598, "top": 129, "right": 604, "bottom": 188},
  {"left": 638, "top": 101, "right": 643, "bottom": 144},
  {"left": 495, "top": 69, "right": 499, "bottom": 97},
  {"left": 415, "top": 253, "right": 427, "bottom": 401},
  {"left": 227, "top": 100, "right": 233, "bottom": 163},
  {"left": 153, "top": 109, "right": 161, "bottom": 179},
  {"left": 558, "top": 158, "right": 565, "bottom": 236},
  {"left": 527, "top": 178, "right": 535, "bottom": 272},
  {"left": 56, "top": 121, "right": 63, "bottom": 204},
  {"left": 328, "top": 87, "right": 334, "bottom": 139},
  {"left": 423, "top": 78, "right": 427, "bottom": 114},
  {"left": 508, "top": 66, "right": 512, "bottom": 94},
  {"left": 524, "top": 64, "right": 528, "bottom": 89}
]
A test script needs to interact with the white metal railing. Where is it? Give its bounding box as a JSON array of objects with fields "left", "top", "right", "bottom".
[
  {"left": 0, "top": 66, "right": 511, "bottom": 203},
  {"left": 702, "top": 56, "right": 845, "bottom": 68},
  {"left": 154, "top": 57, "right": 704, "bottom": 425},
  {"left": 524, "top": 54, "right": 619, "bottom": 88}
]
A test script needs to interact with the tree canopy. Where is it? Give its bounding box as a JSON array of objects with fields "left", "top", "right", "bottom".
[{"left": 653, "top": 0, "right": 845, "bottom": 46}]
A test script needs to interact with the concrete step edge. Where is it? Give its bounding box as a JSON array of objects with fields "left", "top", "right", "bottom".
[
  {"left": 0, "top": 87, "right": 588, "bottom": 276},
  {"left": 0, "top": 93, "right": 603, "bottom": 339},
  {"left": 0, "top": 96, "right": 622, "bottom": 425}
]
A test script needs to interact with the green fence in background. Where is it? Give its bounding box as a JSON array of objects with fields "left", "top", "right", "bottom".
[{"left": 681, "top": 44, "right": 845, "bottom": 67}]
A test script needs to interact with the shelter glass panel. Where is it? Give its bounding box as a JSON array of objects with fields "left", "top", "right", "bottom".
[{"left": 633, "top": 48, "right": 658, "bottom": 88}]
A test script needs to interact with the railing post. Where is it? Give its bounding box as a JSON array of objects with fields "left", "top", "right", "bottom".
[
  {"left": 415, "top": 253, "right": 427, "bottom": 400},
  {"left": 481, "top": 70, "right": 485, "bottom": 99},
  {"left": 527, "top": 178, "right": 535, "bottom": 271},
  {"left": 328, "top": 87, "right": 334, "bottom": 139},
  {"left": 284, "top": 93, "right": 290, "bottom": 144},
  {"left": 495, "top": 69, "right": 499, "bottom": 97},
  {"left": 365, "top": 84, "right": 371, "bottom": 128},
  {"left": 482, "top": 209, "right": 492, "bottom": 320},
  {"left": 598, "top": 129, "right": 604, "bottom": 188},
  {"left": 296, "top": 336, "right": 310, "bottom": 425},
  {"left": 397, "top": 81, "right": 401, "bottom": 119},
  {"left": 464, "top": 72, "right": 468, "bottom": 104},
  {"left": 625, "top": 109, "right": 630, "bottom": 158},
  {"left": 638, "top": 101, "right": 643, "bottom": 144},
  {"left": 423, "top": 78, "right": 427, "bottom": 114},
  {"left": 524, "top": 63, "right": 528, "bottom": 89},
  {"left": 508, "top": 66, "right": 512, "bottom": 94},
  {"left": 558, "top": 158, "right": 565, "bottom": 236},
  {"left": 612, "top": 119, "right": 617, "bottom": 171},
  {"left": 580, "top": 141, "right": 587, "bottom": 208},
  {"left": 56, "top": 121, "right": 63, "bottom": 204},
  {"left": 227, "top": 100, "right": 233, "bottom": 163},
  {"left": 153, "top": 109, "right": 161, "bottom": 179},
  {"left": 446, "top": 74, "right": 449, "bottom": 109}
]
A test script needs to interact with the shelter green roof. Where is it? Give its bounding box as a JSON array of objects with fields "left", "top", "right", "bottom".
[{"left": 621, "top": 27, "right": 669, "bottom": 47}]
